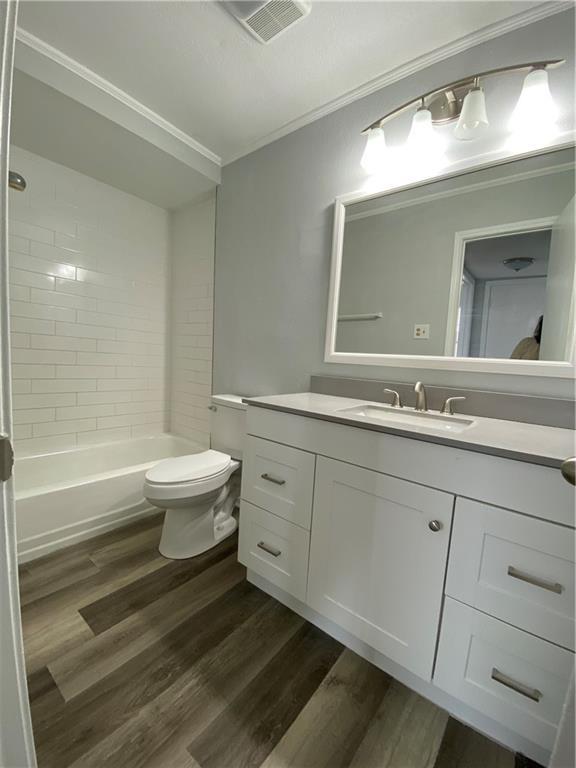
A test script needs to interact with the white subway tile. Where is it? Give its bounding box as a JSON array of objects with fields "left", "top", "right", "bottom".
[
  {"left": 14, "top": 393, "right": 76, "bottom": 408},
  {"left": 29, "top": 289, "right": 98, "bottom": 311},
  {"left": 55, "top": 322, "right": 115, "bottom": 340},
  {"left": 12, "top": 365, "right": 55, "bottom": 379},
  {"left": 114, "top": 401, "right": 163, "bottom": 415},
  {"left": 56, "top": 404, "right": 115, "bottom": 420},
  {"left": 76, "top": 352, "right": 130, "bottom": 366},
  {"left": 31, "top": 379, "right": 96, "bottom": 393},
  {"left": 29, "top": 335, "right": 97, "bottom": 352},
  {"left": 56, "top": 365, "right": 116, "bottom": 379},
  {"left": 10, "top": 252, "right": 76, "bottom": 280},
  {"left": 97, "top": 340, "right": 146, "bottom": 355},
  {"left": 10, "top": 220, "right": 54, "bottom": 245},
  {"left": 9, "top": 235, "right": 30, "bottom": 254},
  {"left": 77, "top": 391, "right": 132, "bottom": 405},
  {"left": 33, "top": 418, "right": 97, "bottom": 437},
  {"left": 13, "top": 408, "right": 56, "bottom": 425},
  {"left": 10, "top": 285, "right": 30, "bottom": 302},
  {"left": 12, "top": 380, "right": 31, "bottom": 394},
  {"left": 97, "top": 379, "right": 142, "bottom": 391},
  {"left": 10, "top": 268, "right": 55, "bottom": 290},
  {"left": 12, "top": 349, "right": 76, "bottom": 365},
  {"left": 10, "top": 301, "right": 76, "bottom": 323},
  {"left": 97, "top": 412, "right": 160, "bottom": 429},
  {"left": 11, "top": 333, "right": 30, "bottom": 348},
  {"left": 14, "top": 424, "right": 33, "bottom": 440},
  {"left": 11, "top": 317, "right": 55, "bottom": 335}
]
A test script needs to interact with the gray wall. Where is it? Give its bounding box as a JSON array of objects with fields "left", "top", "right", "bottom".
[{"left": 214, "top": 10, "right": 575, "bottom": 399}]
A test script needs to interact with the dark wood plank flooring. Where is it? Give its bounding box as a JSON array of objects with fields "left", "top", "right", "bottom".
[{"left": 19, "top": 513, "right": 537, "bottom": 768}]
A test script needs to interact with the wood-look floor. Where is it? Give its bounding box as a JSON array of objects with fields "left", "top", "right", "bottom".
[{"left": 19, "top": 513, "right": 540, "bottom": 768}]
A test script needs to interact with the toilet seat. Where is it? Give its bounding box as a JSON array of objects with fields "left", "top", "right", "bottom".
[{"left": 144, "top": 450, "right": 239, "bottom": 503}]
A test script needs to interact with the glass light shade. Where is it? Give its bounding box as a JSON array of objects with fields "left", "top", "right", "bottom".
[
  {"left": 360, "top": 127, "right": 387, "bottom": 174},
  {"left": 454, "top": 87, "right": 489, "bottom": 140},
  {"left": 407, "top": 107, "right": 446, "bottom": 154},
  {"left": 509, "top": 68, "right": 559, "bottom": 139}
]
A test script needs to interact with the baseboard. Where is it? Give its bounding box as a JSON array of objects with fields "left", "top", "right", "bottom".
[
  {"left": 18, "top": 502, "right": 158, "bottom": 563},
  {"left": 247, "top": 570, "right": 550, "bottom": 767}
]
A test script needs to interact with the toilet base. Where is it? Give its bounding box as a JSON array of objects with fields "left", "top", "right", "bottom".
[{"left": 158, "top": 484, "right": 238, "bottom": 560}]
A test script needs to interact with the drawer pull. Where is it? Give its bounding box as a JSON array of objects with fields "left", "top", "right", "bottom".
[
  {"left": 491, "top": 668, "right": 542, "bottom": 703},
  {"left": 261, "top": 473, "right": 286, "bottom": 486},
  {"left": 507, "top": 566, "right": 563, "bottom": 595},
  {"left": 257, "top": 541, "right": 281, "bottom": 557}
]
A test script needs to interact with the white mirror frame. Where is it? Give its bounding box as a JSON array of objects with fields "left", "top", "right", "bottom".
[{"left": 325, "top": 144, "right": 576, "bottom": 378}]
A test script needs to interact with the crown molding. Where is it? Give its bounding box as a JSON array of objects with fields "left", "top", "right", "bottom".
[
  {"left": 224, "top": 1, "right": 574, "bottom": 164},
  {"left": 15, "top": 27, "right": 222, "bottom": 169}
]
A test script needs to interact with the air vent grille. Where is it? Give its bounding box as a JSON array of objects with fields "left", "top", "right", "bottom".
[{"left": 245, "top": 1, "right": 308, "bottom": 43}]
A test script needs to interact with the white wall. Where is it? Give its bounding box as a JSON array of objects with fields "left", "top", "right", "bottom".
[
  {"left": 170, "top": 193, "right": 215, "bottom": 446},
  {"left": 214, "top": 10, "right": 575, "bottom": 399},
  {"left": 8, "top": 146, "right": 170, "bottom": 456}
]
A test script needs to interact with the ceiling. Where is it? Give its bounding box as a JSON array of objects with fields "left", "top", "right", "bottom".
[
  {"left": 10, "top": 71, "right": 216, "bottom": 208},
  {"left": 17, "top": 0, "right": 548, "bottom": 164},
  {"left": 464, "top": 230, "right": 551, "bottom": 280}
]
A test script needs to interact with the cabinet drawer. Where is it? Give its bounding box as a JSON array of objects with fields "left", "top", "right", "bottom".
[
  {"left": 238, "top": 501, "right": 310, "bottom": 601},
  {"left": 435, "top": 598, "right": 573, "bottom": 751},
  {"left": 447, "top": 499, "right": 575, "bottom": 650},
  {"left": 242, "top": 436, "right": 315, "bottom": 529}
]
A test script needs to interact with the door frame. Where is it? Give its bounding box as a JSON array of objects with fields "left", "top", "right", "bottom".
[
  {"left": 444, "top": 217, "right": 557, "bottom": 355},
  {"left": 0, "top": 1, "right": 36, "bottom": 765}
]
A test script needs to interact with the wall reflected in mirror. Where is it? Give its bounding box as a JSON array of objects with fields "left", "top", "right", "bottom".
[{"left": 335, "top": 147, "right": 575, "bottom": 362}]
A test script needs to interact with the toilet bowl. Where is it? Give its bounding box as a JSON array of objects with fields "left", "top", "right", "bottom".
[
  {"left": 144, "top": 449, "right": 240, "bottom": 559},
  {"left": 144, "top": 394, "right": 247, "bottom": 559}
]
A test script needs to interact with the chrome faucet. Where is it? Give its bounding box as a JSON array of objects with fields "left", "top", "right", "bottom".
[{"left": 414, "top": 381, "right": 427, "bottom": 412}]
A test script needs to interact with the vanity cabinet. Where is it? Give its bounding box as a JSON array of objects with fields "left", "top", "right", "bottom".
[
  {"left": 308, "top": 457, "right": 453, "bottom": 679},
  {"left": 238, "top": 403, "right": 574, "bottom": 763}
]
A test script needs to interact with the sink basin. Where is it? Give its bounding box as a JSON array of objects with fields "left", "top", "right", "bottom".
[{"left": 336, "top": 404, "right": 475, "bottom": 434}]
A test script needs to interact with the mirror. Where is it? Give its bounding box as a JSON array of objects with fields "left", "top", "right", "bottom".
[{"left": 329, "top": 147, "right": 575, "bottom": 373}]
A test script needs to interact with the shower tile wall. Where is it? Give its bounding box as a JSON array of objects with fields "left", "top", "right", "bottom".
[
  {"left": 169, "top": 194, "right": 215, "bottom": 447},
  {"left": 8, "top": 146, "right": 170, "bottom": 456}
]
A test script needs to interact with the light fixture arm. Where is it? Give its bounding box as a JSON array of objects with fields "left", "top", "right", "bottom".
[{"left": 362, "top": 59, "right": 564, "bottom": 133}]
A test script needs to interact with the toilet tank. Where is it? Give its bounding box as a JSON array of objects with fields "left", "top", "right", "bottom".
[{"left": 210, "top": 395, "right": 247, "bottom": 459}]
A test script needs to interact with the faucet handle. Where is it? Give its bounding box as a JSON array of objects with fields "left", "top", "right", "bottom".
[
  {"left": 383, "top": 388, "right": 402, "bottom": 408},
  {"left": 441, "top": 396, "right": 466, "bottom": 415}
]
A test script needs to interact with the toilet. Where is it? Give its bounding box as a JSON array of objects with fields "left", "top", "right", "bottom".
[{"left": 144, "top": 395, "right": 246, "bottom": 559}]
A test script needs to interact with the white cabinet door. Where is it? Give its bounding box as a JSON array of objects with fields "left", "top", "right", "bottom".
[{"left": 307, "top": 457, "right": 454, "bottom": 680}]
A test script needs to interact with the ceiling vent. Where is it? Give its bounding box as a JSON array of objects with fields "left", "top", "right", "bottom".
[{"left": 223, "top": 1, "right": 311, "bottom": 44}]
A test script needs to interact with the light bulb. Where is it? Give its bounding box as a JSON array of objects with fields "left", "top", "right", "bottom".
[
  {"left": 454, "top": 86, "right": 489, "bottom": 140},
  {"left": 360, "top": 127, "right": 387, "bottom": 174},
  {"left": 509, "top": 68, "right": 559, "bottom": 145},
  {"left": 405, "top": 107, "right": 446, "bottom": 174}
]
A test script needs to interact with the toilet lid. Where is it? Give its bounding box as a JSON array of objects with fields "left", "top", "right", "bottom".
[{"left": 145, "top": 450, "right": 231, "bottom": 484}]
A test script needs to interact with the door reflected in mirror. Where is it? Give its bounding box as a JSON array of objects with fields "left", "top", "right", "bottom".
[{"left": 334, "top": 147, "right": 575, "bottom": 363}]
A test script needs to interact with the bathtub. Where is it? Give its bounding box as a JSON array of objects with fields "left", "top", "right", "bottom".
[{"left": 15, "top": 434, "right": 202, "bottom": 563}]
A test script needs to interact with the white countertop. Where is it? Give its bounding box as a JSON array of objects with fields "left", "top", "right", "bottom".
[{"left": 244, "top": 392, "right": 576, "bottom": 469}]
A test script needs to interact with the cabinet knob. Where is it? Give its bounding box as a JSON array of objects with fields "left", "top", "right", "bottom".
[{"left": 428, "top": 520, "right": 442, "bottom": 532}]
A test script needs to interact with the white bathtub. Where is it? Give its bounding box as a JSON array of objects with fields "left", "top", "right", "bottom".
[{"left": 15, "top": 434, "right": 202, "bottom": 562}]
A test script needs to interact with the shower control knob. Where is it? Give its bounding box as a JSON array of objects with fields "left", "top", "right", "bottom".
[{"left": 428, "top": 520, "right": 442, "bottom": 532}]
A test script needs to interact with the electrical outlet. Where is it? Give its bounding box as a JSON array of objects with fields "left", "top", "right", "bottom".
[{"left": 414, "top": 324, "right": 430, "bottom": 339}]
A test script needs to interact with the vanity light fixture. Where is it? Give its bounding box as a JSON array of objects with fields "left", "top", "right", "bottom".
[
  {"left": 360, "top": 126, "right": 387, "bottom": 174},
  {"left": 509, "top": 67, "right": 559, "bottom": 144},
  {"left": 360, "top": 59, "right": 564, "bottom": 174},
  {"left": 454, "top": 79, "right": 489, "bottom": 140}
]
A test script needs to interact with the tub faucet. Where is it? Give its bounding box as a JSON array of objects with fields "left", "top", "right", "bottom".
[{"left": 414, "top": 381, "right": 427, "bottom": 412}]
